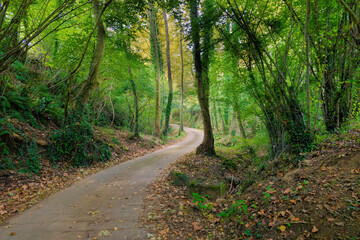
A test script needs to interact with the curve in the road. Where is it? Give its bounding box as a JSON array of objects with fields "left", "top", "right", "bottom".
[{"left": 0, "top": 127, "right": 203, "bottom": 240}]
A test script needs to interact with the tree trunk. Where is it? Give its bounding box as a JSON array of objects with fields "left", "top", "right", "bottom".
[
  {"left": 123, "top": 43, "right": 139, "bottom": 137},
  {"left": 305, "top": 0, "right": 311, "bottom": 131},
  {"left": 128, "top": 66, "right": 139, "bottom": 137},
  {"left": 162, "top": 9, "right": 173, "bottom": 137},
  {"left": 237, "top": 113, "right": 247, "bottom": 139},
  {"left": 77, "top": 0, "right": 106, "bottom": 106},
  {"left": 212, "top": 101, "right": 219, "bottom": 133},
  {"left": 233, "top": 103, "right": 246, "bottom": 139},
  {"left": 149, "top": 3, "right": 161, "bottom": 136},
  {"left": 179, "top": 36, "right": 184, "bottom": 135},
  {"left": 190, "top": 0, "right": 215, "bottom": 156}
]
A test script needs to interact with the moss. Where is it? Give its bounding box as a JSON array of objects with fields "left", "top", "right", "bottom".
[{"left": 188, "top": 179, "right": 227, "bottom": 200}]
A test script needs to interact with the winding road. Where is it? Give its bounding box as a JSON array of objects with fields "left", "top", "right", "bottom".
[{"left": 0, "top": 127, "right": 203, "bottom": 240}]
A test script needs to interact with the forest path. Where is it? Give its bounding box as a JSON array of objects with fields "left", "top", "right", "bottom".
[{"left": 0, "top": 127, "right": 203, "bottom": 240}]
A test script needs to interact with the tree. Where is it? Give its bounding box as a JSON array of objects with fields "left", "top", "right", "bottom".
[
  {"left": 189, "top": 0, "right": 216, "bottom": 155},
  {"left": 162, "top": 9, "right": 173, "bottom": 137},
  {"left": 77, "top": 0, "right": 111, "bottom": 106},
  {"left": 0, "top": 0, "right": 88, "bottom": 73},
  {"left": 179, "top": 35, "right": 185, "bottom": 135},
  {"left": 149, "top": 2, "right": 161, "bottom": 136}
]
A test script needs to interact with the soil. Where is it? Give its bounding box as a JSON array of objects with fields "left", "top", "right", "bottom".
[{"left": 141, "top": 131, "right": 360, "bottom": 240}]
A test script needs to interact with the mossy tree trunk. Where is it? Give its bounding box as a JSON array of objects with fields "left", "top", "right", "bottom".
[
  {"left": 179, "top": 36, "right": 184, "bottom": 135},
  {"left": 149, "top": 3, "right": 161, "bottom": 136},
  {"left": 77, "top": 0, "right": 107, "bottom": 106},
  {"left": 162, "top": 9, "right": 173, "bottom": 137},
  {"left": 123, "top": 43, "right": 139, "bottom": 138},
  {"left": 190, "top": 0, "right": 215, "bottom": 156}
]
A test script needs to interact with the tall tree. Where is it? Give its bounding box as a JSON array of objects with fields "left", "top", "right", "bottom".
[
  {"left": 149, "top": 2, "right": 161, "bottom": 136},
  {"left": 189, "top": 0, "right": 215, "bottom": 155},
  {"left": 124, "top": 42, "right": 140, "bottom": 138},
  {"left": 162, "top": 9, "right": 173, "bottom": 137},
  {"left": 0, "top": 0, "right": 80, "bottom": 73},
  {"left": 305, "top": 0, "right": 311, "bottom": 131},
  {"left": 77, "top": 0, "right": 110, "bottom": 106},
  {"left": 179, "top": 35, "right": 185, "bottom": 135}
]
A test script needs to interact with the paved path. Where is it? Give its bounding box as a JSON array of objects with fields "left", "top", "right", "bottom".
[{"left": 0, "top": 127, "right": 203, "bottom": 240}]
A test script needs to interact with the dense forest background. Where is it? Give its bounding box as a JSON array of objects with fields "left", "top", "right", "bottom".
[{"left": 1, "top": 0, "right": 359, "bottom": 171}]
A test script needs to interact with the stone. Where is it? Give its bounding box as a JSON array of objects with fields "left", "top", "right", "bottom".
[
  {"left": 216, "top": 198, "right": 227, "bottom": 204},
  {"left": 188, "top": 179, "right": 227, "bottom": 200},
  {"left": 168, "top": 171, "right": 190, "bottom": 186}
]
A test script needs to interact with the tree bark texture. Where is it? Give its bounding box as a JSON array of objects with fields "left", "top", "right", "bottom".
[
  {"left": 162, "top": 9, "right": 173, "bottom": 137},
  {"left": 179, "top": 36, "right": 184, "bottom": 135},
  {"left": 77, "top": 0, "right": 106, "bottom": 106},
  {"left": 190, "top": 0, "right": 215, "bottom": 156},
  {"left": 149, "top": 3, "right": 161, "bottom": 136}
]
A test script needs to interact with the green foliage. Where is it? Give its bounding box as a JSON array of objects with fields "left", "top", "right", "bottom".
[
  {"left": 192, "top": 193, "right": 213, "bottom": 212},
  {"left": 220, "top": 156, "right": 238, "bottom": 170},
  {"left": 12, "top": 61, "right": 33, "bottom": 84},
  {"left": 0, "top": 117, "right": 11, "bottom": 164},
  {"left": 49, "top": 120, "right": 111, "bottom": 166},
  {"left": 0, "top": 117, "right": 41, "bottom": 173},
  {"left": 219, "top": 199, "right": 250, "bottom": 219},
  {"left": 19, "top": 138, "right": 41, "bottom": 173}
]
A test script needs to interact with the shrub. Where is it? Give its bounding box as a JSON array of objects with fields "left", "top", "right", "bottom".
[
  {"left": 192, "top": 193, "right": 213, "bottom": 212},
  {"left": 19, "top": 138, "right": 41, "bottom": 173},
  {"left": 219, "top": 199, "right": 250, "bottom": 219},
  {"left": 49, "top": 121, "right": 111, "bottom": 166}
]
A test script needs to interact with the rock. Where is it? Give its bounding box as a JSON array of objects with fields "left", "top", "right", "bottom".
[
  {"left": 216, "top": 198, "right": 227, "bottom": 204},
  {"left": 188, "top": 179, "right": 227, "bottom": 200},
  {"left": 168, "top": 171, "right": 190, "bottom": 186}
]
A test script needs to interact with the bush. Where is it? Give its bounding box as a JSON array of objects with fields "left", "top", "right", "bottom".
[
  {"left": 48, "top": 121, "right": 111, "bottom": 166},
  {"left": 19, "top": 138, "right": 41, "bottom": 173}
]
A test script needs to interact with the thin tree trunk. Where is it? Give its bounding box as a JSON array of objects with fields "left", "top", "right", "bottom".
[
  {"left": 213, "top": 101, "right": 219, "bottom": 133},
  {"left": 162, "top": 9, "right": 173, "bottom": 137},
  {"left": 149, "top": 3, "right": 161, "bottom": 136},
  {"left": 77, "top": 0, "right": 107, "bottom": 106},
  {"left": 233, "top": 103, "right": 246, "bottom": 139},
  {"left": 179, "top": 36, "right": 184, "bottom": 135},
  {"left": 236, "top": 111, "right": 247, "bottom": 139},
  {"left": 128, "top": 66, "right": 139, "bottom": 137},
  {"left": 305, "top": 0, "right": 311, "bottom": 131},
  {"left": 123, "top": 42, "right": 140, "bottom": 137}
]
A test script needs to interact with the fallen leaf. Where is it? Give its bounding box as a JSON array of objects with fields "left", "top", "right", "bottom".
[
  {"left": 279, "top": 225, "right": 286, "bottom": 232},
  {"left": 192, "top": 222, "right": 202, "bottom": 231},
  {"left": 283, "top": 188, "right": 292, "bottom": 194},
  {"left": 0, "top": 210, "right": 8, "bottom": 215},
  {"left": 258, "top": 209, "right": 265, "bottom": 215},
  {"left": 9, "top": 232, "right": 16, "bottom": 236},
  {"left": 312, "top": 226, "right": 319, "bottom": 233},
  {"left": 113, "top": 227, "right": 118, "bottom": 231}
]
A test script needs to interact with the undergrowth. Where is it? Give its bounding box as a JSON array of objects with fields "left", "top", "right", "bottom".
[{"left": 49, "top": 117, "right": 111, "bottom": 166}]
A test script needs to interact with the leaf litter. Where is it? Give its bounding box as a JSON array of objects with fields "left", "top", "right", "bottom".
[{"left": 141, "top": 131, "right": 360, "bottom": 239}]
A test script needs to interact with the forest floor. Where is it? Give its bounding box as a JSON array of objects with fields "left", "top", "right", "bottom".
[
  {"left": 0, "top": 118, "right": 185, "bottom": 225},
  {"left": 0, "top": 126, "right": 202, "bottom": 240},
  {"left": 141, "top": 131, "right": 360, "bottom": 240}
]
